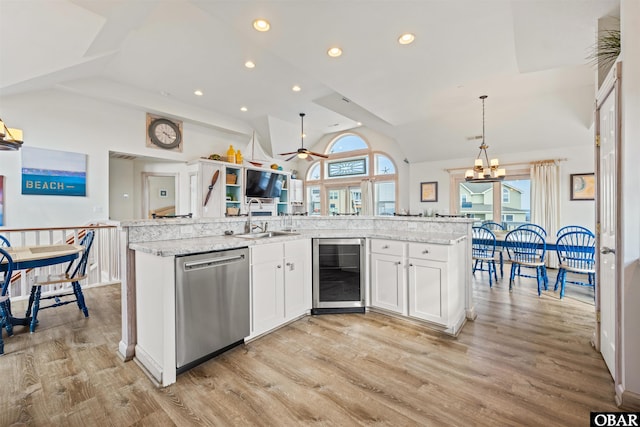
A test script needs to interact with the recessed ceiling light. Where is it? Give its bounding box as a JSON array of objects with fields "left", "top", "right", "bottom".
[
  {"left": 253, "top": 19, "right": 270, "bottom": 32},
  {"left": 356, "top": 122, "right": 362, "bottom": 126},
  {"left": 194, "top": 89, "right": 203, "bottom": 96},
  {"left": 245, "top": 61, "right": 256, "bottom": 69},
  {"left": 292, "top": 85, "right": 301, "bottom": 92},
  {"left": 240, "top": 106, "right": 248, "bottom": 112},
  {"left": 327, "top": 47, "right": 343, "bottom": 58},
  {"left": 398, "top": 33, "right": 415, "bottom": 45},
  {"left": 160, "top": 91, "right": 170, "bottom": 97}
]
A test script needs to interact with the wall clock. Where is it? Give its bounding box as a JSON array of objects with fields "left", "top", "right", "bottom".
[{"left": 146, "top": 114, "right": 183, "bottom": 152}]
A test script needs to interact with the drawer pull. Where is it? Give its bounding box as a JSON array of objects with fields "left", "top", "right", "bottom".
[
  {"left": 422, "top": 249, "right": 429, "bottom": 254},
  {"left": 382, "top": 245, "right": 390, "bottom": 249},
  {"left": 409, "top": 263, "right": 414, "bottom": 267},
  {"left": 396, "top": 261, "right": 402, "bottom": 265}
]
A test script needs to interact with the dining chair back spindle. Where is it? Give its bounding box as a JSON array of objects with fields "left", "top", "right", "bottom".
[
  {"left": 517, "top": 223, "right": 547, "bottom": 236},
  {"left": 556, "top": 225, "right": 594, "bottom": 237},
  {"left": 554, "top": 231, "right": 596, "bottom": 299},
  {"left": 505, "top": 229, "right": 547, "bottom": 296},
  {"left": 0, "top": 248, "right": 15, "bottom": 354},
  {"left": 26, "top": 230, "right": 95, "bottom": 333},
  {"left": 480, "top": 222, "right": 505, "bottom": 277},
  {"left": 472, "top": 227, "right": 499, "bottom": 287}
]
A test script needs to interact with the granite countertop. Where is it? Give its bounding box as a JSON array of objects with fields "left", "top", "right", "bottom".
[{"left": 129, "top": 229, "right": 467, "bottom": 257}]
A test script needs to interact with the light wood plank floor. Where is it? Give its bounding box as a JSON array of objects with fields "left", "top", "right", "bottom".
[{"left": 0, "top": 273, "right": 616, "bottom": 426}]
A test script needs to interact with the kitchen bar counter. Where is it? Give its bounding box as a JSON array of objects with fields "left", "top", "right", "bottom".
[
  {"left": 117, "top": 216, "right": 474, "bottom": 364},
  {"left": 129, "top": 229, "right": 467, "bottom": 257}
]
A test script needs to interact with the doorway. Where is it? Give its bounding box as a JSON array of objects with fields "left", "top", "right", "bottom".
[{"left": 142, "top": 173, "right": 178, "bottom": 219}]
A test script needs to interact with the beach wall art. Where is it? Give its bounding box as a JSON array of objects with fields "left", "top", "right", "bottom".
[{"left": 21, "top": 147, "right": 87, "bottom": 196}]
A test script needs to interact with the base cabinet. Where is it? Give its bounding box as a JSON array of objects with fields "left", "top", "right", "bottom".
[
  {"left": 250, "top": 239, "right": 311, "bottom": 338},
  {"left": 370, "top": 240, "right": 406, "bottom": 314},
  {"left": 370, "top": 239, "right": 465, "bottom": 334}
]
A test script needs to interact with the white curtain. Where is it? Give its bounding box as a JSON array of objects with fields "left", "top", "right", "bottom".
[
  {"left": 530, "top": 161, "right": 560, "bottom": 268},
  {"left": 360, "top": 179, "right": 373, "bottom": 216}
]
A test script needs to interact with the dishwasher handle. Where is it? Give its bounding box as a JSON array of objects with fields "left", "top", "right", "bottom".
[{"left": 183, "top": 254, "right": 245, "bottom": 271}]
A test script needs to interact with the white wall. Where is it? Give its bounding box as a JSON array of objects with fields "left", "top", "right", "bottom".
[
  {"left": 409, "top": 144, "right": 596, "bottom": 229},
  {"left": 109, "top": 157, "right": 135, "bottom": 221},
  {"left": 0, "top": 89, "right": 250, "bottom": 227}
]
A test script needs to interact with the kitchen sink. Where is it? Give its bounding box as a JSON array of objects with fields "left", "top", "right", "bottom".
[{"left": 231, "top": 230, "right": 300, "bottom": 239}]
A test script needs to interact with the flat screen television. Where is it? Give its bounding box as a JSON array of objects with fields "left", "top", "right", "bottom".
[{"left": 245, "top": 169, "right": 284, "bottom": 199}]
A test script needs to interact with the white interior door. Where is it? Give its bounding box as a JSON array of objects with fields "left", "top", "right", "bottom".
[{"left": 598, "top": 81, "right": 617, "bottom": 379}]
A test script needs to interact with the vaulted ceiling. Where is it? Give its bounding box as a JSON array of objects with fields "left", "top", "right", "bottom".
[{"left": 0, "top": 0, "right": 619, "bottom": 163}]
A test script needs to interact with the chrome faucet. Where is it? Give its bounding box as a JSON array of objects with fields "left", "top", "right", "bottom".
[{"left": 245, "top": 198, "right": 263, "bottom": 233}]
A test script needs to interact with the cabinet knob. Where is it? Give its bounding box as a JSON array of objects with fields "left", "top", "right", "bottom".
[
  {"left": 422, "top": 249, "right": 429, "bottom": 254},
  {"left": 286, "top": 262, "right": 292, "bottom": 266},
  {"left": 409, "top": 263, "right": 414, "bottom": 267},
  {"left": 382, "top": 245, "right": 390, "bottom": 249},
  {"left": 277, "top": 264, "right": 282, "bottom": 269},
  {"left": 396, "top": 261, "right": 402, "bottom": 265}
]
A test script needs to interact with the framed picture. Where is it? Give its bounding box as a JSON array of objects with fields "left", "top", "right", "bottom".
[
  {"left": 420, "top": 181, "right": 438, "bottom": 202},
  {"left": 159, "top": 189, "right": 168, "bottom": 198},
  {"left": 570, "top": 173, "right": 595, "bottom": 200},
  {"left": 21, "top": 147, "right": 87, "bottom": 196}
]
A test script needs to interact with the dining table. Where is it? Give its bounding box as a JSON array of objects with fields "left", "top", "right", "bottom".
[{"left": 1, "top": 243, "right": 83, "bottom": 331}]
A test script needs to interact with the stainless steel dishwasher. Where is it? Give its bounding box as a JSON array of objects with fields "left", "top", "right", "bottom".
[{"left": 175, "top": 247, "right": 249, "bottom": 373}]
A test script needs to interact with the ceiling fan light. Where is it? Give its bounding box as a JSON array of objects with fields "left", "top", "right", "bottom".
[{"left": 298, "top": 152, "right": 308, "bottom": 159}]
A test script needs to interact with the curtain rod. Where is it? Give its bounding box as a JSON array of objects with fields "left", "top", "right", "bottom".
[{"left": 445, "top": 158, "right": 567, "bottom": 173}]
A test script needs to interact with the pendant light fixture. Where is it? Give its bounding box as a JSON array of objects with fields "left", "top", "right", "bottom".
[
  {"left": 0, "top": 118, "right": 23, "bottom": 151},
  {"left": 465, "top": 95, "right": 505, "bottom": 182}
]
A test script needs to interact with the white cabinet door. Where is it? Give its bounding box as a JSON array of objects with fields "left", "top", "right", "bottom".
[
  {"left": 408, "top": 257, "right": 446, "bottom": 325},
  {"left": 370, "top": 252, "right": 405, "bottom": 314},
  {"left": 251, "top": 243, "right": 285, "bottom": 336},
  {"left": 284, "top": 239, "right": 311, "bottom": 320},
  {"left": 290, "top": 179, "right": 304, "bottom": 204}
]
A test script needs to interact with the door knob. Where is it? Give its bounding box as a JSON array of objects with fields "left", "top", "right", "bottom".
[{"left": 600, "top": 247, "right": 615, "bottom": 254}]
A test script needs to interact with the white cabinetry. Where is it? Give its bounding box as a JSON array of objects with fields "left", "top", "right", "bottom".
[
  {"left": 370, "top": 240, "right": 406, "bottom": 315},
  {"left": 188, "top": 159, "right": 242, "bottom": 218},
  {"left": 290, "top": 179, "right": 304, "bottom": 205},
  {"left": 250, "top": 239, "right": 311, "bottom": 337},
  {"left": 369, "top": 238, "right": 466, "bottom": 335}
]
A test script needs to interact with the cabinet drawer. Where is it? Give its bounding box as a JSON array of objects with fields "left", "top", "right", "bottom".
[
  {"left": 409, "top": 242, "right": 450, "bottom": 262},
  {"left": 370, "top": 239, "right": 404, "bottom": 257}
]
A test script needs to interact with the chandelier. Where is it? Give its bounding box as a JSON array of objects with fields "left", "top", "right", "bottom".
[
  {"left": 0, "top": 118, "right": 24, "bottom": 151},
  {"left": 465, "top": 95, "right": 505, "bottom": 182}
]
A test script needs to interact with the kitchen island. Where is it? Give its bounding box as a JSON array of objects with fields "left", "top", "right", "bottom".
[{"left": 119, "top": 216, "right": 473, "bottom": 386}]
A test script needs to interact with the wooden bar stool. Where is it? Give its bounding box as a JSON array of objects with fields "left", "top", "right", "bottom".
[{"left": 26, "top": 231, "right": 95, "bottom": 333}]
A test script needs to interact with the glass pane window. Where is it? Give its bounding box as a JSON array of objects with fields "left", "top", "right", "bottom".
[
  {"left": 307, "top": 163, "right": 321, "bottom": 181},
  {"left": 307, "top": 186, "right": 321, "bottom": 216},
  {"left": 327, "top": 157, "right": 368, "bottom": 178},
  {"left": 375, "top": 154, "right": 395, "bottom": 175},
  {"left": 501, "top": 179, "right": 530, "bottom": 230},
  {"left": 375, "top": 181, "right": 395, "bottom": 215},
  {"left": 326, "top": 186, "right": 361, "bottom": 215},
  {"left": 459, "top": 182, "right": 494, "bottom": 221},
  {"left": 328, "top": 134, "right": 368, "bottom": 153}
]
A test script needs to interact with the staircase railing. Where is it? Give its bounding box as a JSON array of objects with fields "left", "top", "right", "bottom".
[{"left": 0, "top": 223, "right": 120, "bottom": 300}]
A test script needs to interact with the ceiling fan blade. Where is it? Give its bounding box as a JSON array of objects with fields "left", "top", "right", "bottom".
[
  {"left": 279, "top": 151, "right": 298, "bottom": 156},
  {"left": 309, "top": 151, "right": 328, "bottom": 158},
  {"left": 285, "top": 154, "right": 297, "bottom": 161}
]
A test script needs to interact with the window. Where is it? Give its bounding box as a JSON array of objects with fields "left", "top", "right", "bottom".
[
  {"left": 453, "top": 167, "right": 531, "bottom": 229},
  {"left": 304, "top": 133, "right": 397, "bottom": 216},
  {"left": 502, "top": 187, "right": 510, "bottom": 203}
]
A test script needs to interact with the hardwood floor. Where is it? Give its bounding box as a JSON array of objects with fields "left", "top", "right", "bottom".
[{"left": 0, "top": 273, "right": 616, "bottom": 426}]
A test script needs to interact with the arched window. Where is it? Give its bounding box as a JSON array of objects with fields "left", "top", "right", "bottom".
[{"left": 304, "top": 133, "right": 397, "bottom": 216}]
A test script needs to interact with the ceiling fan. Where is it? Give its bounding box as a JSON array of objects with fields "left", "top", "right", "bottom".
[{"left": 279, "top": 113, "right": 328, "bottom": 161}]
